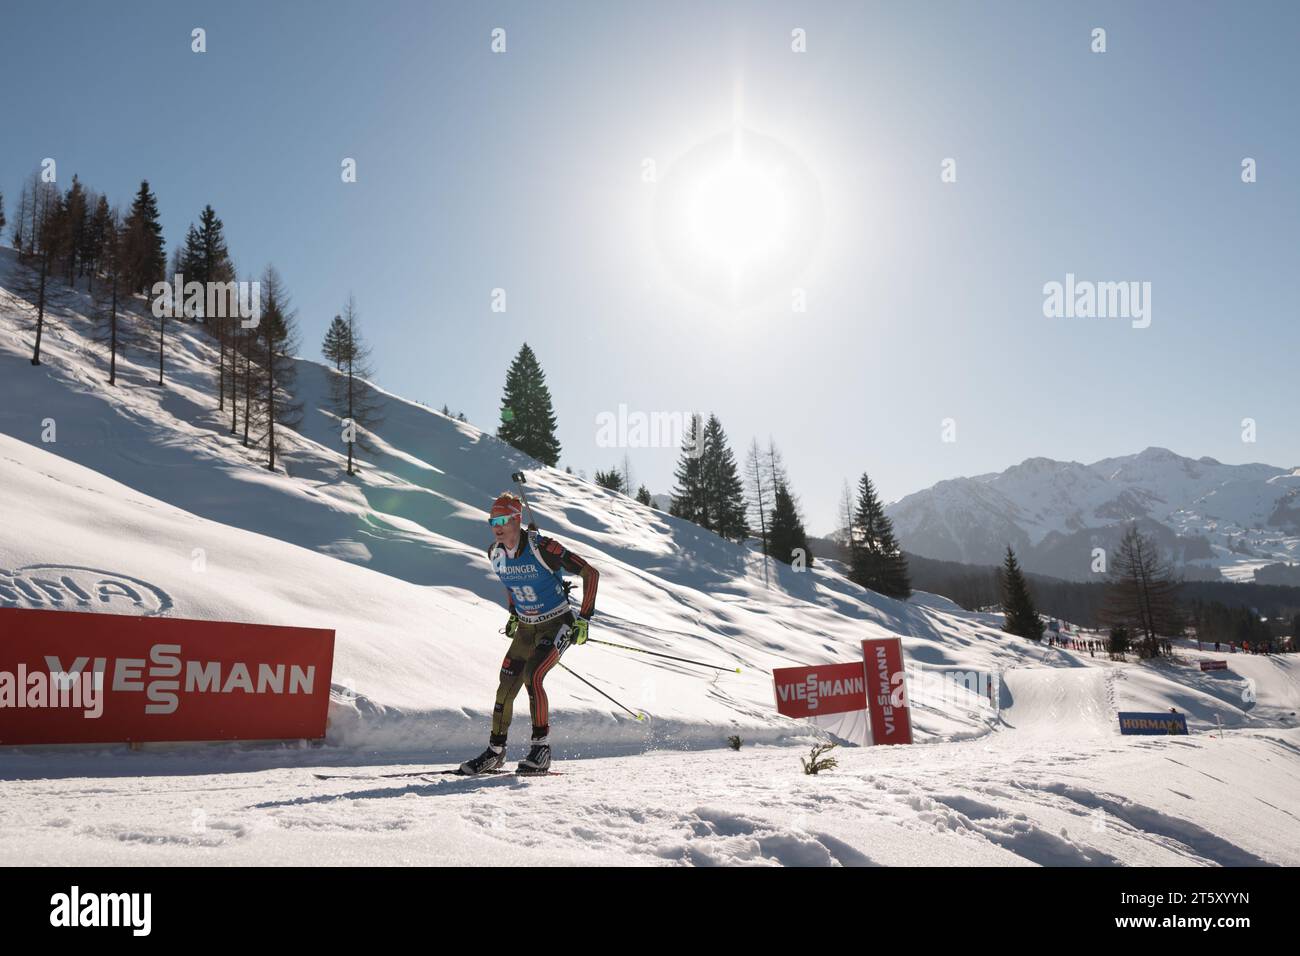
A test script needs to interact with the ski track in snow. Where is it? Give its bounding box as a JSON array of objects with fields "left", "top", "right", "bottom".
[{"left": 3, "top": 729, "right": 1297, "bottom": 866}]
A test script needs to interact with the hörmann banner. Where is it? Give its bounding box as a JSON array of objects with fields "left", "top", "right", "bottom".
[
  {"left": 0, "top": 607, "right": 335, "bottom": 745},
  {"left": 862, "top": 637, "right": 913, "bottom": 745},
  {"left": 772, "top": 660, "right": 867, "bottom": 718},
  {"left": 1117, "top": 711, "right": 1189, "bottom": 735}
]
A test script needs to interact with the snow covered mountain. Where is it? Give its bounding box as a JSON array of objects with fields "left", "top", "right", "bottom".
[
  {"left": 2, "top": 246, "right": 1299, "bottom": 866},
  {"left": 887, "top": 449, "right": 1300, "bottom": 582}
]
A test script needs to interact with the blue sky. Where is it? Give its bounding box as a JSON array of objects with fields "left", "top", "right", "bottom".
[{"left": 4, "top": 0, "right": 1297, "bottom": 534}]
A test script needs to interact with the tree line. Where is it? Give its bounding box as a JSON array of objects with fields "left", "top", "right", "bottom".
[
  {"left": 492, "top": 343, "right": 920, "bottom": 601},
  {"left": 6, "top": 167, "right": 380, "bottom": 476}
]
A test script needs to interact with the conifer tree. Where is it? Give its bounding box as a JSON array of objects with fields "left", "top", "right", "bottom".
[
  {"left": 121, "top": 180, "right": 165, "bottom": 294},
  {"left": 670, "top": 413, "right": 707, "bottom": 525},
  {"left": 849, "top": 472, "right": 911, "bottom": 599},
  {"left": 768, "top": 481, "right": 813, "bottom": 568},
  {"left": 635, "top": 485, "right": 652, "bottom": 506},
  {"left": 61, "top": 175, "right": 87, "bottom": 286},
  {"left": 181, "top": 205, "right": 230, "bottom": 293},
  {"left": 322, "top": 315, "right": 349, "bottom": 370},
  {"left": 1000, "top": 546, "right": 1042, "bottom": 640},
  {"left": 90, "top": 208, "right": 135, "bottom": 385},
  {"left": 325, "top": 295, "right": 382, "bottom": 475},
  {"left": 258, "top": 266, "right": 303, "bottom": 471},
  {"left": 1102, "top": 525, "right": 1183, "bottom": 657},
  {"left": 745, "top": 438, "right": 772, "bottom": 562},
  {"left": 701, "top": 415, "right": 749, "bottom": 542},
  {"left": 496, "top": 343, "right": 561, "bottom": 465},
  {"left": 13, "top": 175, "right": 65, "bottom": 365},
  {"left": 83, "top": 194, "right": 110, "bottom": 293},
  {"left": 594, "top": 469, "right": 626, "bottom": 493}
]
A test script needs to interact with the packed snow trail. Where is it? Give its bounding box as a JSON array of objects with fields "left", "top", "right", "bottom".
[
  {"left": 1, "top": 730, "right": 1296, "bottom": 866},
  {"left": 998, "top": 669, "right": 1116, "bottom": 740}
]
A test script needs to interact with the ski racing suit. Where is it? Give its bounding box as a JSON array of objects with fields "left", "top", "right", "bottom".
[{"left": 487, "top": 531, "right": 598, "bottom": 747}]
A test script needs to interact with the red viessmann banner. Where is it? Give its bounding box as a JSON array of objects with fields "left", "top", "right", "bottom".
[
  {"left": 0, "top": 607, "right": 335, "bottom": 745},
  {"left": 862, "top": 637, "right": 913, "bottom": 745},
  {"left": 772, "top": 660, "right": 867, "bottom": 718}
]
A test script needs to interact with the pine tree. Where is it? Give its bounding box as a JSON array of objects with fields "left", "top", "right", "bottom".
[
  {"left": 231, "top": 297, "right": 265, "bottom": 445},
  {"left": 768, "top": 481, "right": 812, "bottom": 568},
  {"left": 1000, "top": 546, "right": 1042, "bottom": 640},
  {"left": 321, "top": 315, "right": 349, "bottom": 370},
  {"left": 594, "top": 469, "right": 626, "bottom": 493},
  {"left": 1102, "top": 525, "right": 1183, "bottom": 657},
  {"left": 257, "top": 266, "right": 303, "bottom": 471},
  {"left": 765, "top": 439, "right": 788, "bottom": 507},
  {"left": 496, "top": 343, "right": 561, "bottom": 465},
  {"left": 620, "top": 453, "right": 634, "bottom": 498},
  {"left": 701, "top": 415, "right": 749, "bottom": 542},
  {"left": 13, "top": 175, "right": 65, "bottom": 365},
  {"left": 61, "top": 176, "right": 88, "bottom": 286},
  {"left": 848, "top": 472, "right": 911, "bottom": 599},
  {"left": 121, "top": 180, "right": 166, "bottom": 295},
  {"left": 90, "top": 208, "right": 137, "bottom": 386},
  {"left": 180, "top": 205, "right": 230, "bottom": 294},
  {"left": 11, "top": 180, "right": 30, "bottom": 254},
  {"left": 745, "top": 439, "right": 772, "bottom": 579},
  {"left": 153, "top": 246, "right": 188, "bottom": 384},
  {"left": 0, "top": 191, "right": 6, "bottom": 245},
  {"left": 635, "top": 485, "right": 652, "bottom": 506},
  {"left": 82, "top": 194, "right": 110, "bottom": 293},
  {"left": 325, "top": 294, "right": 383, "bottom": 475},
  {"left": 876, "top": 517, "right": 912, "bottom": 599},
  {"left": 849, "top": 473, "right": 883, "bottom": 588},
  {"left": 670, "top": 413, "right": 707, "bottom": 525},
  {"left": 174, "top": 205, "right": 235, "bottom": 403}
]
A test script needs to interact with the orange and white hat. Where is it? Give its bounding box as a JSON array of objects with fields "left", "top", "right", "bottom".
[{"left": 488, "top": 493, "right": 523, "bottom": 524}]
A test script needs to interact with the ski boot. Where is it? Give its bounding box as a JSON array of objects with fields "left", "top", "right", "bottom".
[
  {"left": 459, "top": 744, "right": 506, "bottom": 775},
  {"left": 518, "top": 739, "right": 551, "bottom": 775}
]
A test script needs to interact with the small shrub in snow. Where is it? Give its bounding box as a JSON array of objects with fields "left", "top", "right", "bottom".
[{"left": 801, "top": 742, "right": 838, "bottom": 775}]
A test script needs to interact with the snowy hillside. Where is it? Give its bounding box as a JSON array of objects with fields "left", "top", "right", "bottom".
[
  {"left": 2, "top": 246, "right": 1299, "bottom": 866},
  {"left": 0, "top": 246, "right": 1051, "bottom": 748},
  {"left": 887, "top": 448, "right": 1300, "bottom": 582}
]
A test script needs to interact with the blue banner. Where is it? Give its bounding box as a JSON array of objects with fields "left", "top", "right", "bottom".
[{"left": 1118, "top": 711, "right": 1188, "bottom": 735}]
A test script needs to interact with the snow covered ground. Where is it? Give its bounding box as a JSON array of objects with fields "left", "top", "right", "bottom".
[
  {"left": 3, "top": 725, "right": 1296, "bottom": 866},
  {"left": 2, "top": 247, "right": 1298, "bottom": 866}
]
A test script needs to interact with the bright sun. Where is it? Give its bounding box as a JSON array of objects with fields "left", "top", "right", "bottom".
[
  {"left": 654, "top": 128, "right": 821, "bottom": 307},
  {"left": 688, "top": 157, "right": 789, "bottom": 270}
]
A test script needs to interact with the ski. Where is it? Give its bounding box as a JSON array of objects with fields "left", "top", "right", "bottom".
[{"left": 313, "top": 767, "right": 563, "bottom": 781}]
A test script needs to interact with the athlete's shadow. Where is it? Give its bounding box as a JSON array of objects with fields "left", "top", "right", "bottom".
[{"left": 250, "top": 773, "right": 529, "bottom": 809}]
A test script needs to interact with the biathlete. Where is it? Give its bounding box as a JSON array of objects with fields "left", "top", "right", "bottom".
[{"left": 459, "top": 492, "right": 599, "bottom": 775}]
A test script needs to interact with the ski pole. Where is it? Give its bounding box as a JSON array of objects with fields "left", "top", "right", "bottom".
[
  {"left": 586, "top": 637, "right": 741, "bottom": 673},
  {"left": 556, "top": 661, "right": 646, "bottom": 722},
  {"left": 511, "top": 470, "right": 538, "bottom": 531},
  {"left": 497, "top": 627, "right": 645, "bottom": 721}
]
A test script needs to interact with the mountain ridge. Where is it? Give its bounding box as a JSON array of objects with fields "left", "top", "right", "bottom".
[{"left": 887, "top": 448, "right": 1300, "bottom": 582}]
